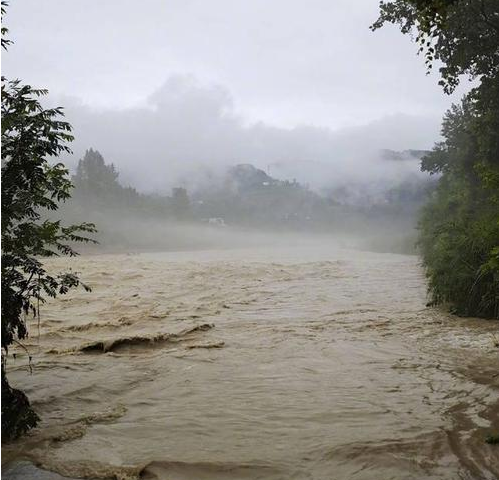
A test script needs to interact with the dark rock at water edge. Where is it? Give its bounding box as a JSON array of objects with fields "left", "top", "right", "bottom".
[
  {"left": 1, "top": 368, "right": 39, "bottom": 442},
  {"left": 2, "top": 462, "right": 80, "bottom": 480}
]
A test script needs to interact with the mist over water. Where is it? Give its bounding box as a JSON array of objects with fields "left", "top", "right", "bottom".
[
  {"left": 69, "top": 219, "right": 417, "bottom": 258},
  {"left": 54, "top": 142, "right": 431, "bottom": 256}
]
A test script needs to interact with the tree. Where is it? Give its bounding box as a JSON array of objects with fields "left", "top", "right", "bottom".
[
  {"left": 73, "top": 148, "right": 120, "bottom": 196},
  {"left": 418, "top": 99, "right": 499, "bottom": 317},
  {"left": 1, "top": 6, "right": 96, "bottom": 440},
  {"left": 372, "top": 0, "right": 499, "bottom": 318},
  {"left": 171, "top": 187, "right": 191, "bottom": 219}
]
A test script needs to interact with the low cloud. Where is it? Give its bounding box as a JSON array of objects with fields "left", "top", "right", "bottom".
[{"left": 61, "top": 75, "right": 440, "bottom": 194}]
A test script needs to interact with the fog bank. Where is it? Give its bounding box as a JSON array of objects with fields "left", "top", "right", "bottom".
[{"left": 61, "top": 75, "right": 439, "bottom": 195}]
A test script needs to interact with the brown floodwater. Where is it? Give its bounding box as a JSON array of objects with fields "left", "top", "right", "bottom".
[{"left": 2, "top": 243, "right": 499, "bottom": 480}]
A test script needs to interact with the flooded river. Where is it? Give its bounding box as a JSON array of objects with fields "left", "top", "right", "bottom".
[{"left": 2, "top": 243, "right": 499, "bottom": 479}]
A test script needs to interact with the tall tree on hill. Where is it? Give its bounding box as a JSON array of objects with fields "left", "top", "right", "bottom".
[{"left": 73, "top": 148, "right": 120, "bottom": 196}]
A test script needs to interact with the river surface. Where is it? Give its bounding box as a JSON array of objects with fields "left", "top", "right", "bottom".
[{"left": 2, "top": 243, "right": 499, "bottom": 480}]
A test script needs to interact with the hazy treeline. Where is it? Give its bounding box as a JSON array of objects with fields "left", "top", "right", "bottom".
[{"left": 58, "top": 148, "right": 435, "bottom": 253}]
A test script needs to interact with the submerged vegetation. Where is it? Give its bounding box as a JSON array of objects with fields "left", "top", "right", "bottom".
[
  {"left": 486, "top": 434, "right": 499, "bottom": 445},
  {"left": 373, "top": 0, "right": 499, "bottom": 319},
  {"left": 1, "top": 7, "right": 95, "bottom": 440}
]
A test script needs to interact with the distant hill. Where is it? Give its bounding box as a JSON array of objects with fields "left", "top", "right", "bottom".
[
  {"left": 228, "top": 164, "right": 277, "bottom": 191},
  {"left": 380, "top": 149, "right": 429, "bottom": 161},
  {"left": 192, "top": 163, "right": 326, "bottom": 228}
]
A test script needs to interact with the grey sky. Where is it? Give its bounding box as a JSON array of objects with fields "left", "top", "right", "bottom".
[
  {"left": 3, "top": 0, "right": 467, "bottom": 128},
  {"left": 2, "top": 1, "right": 469, "bottom": 192}
]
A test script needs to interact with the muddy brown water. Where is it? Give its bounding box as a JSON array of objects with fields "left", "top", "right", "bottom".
[{"left": 2, "top": 244, "right": 499, "bottom": 480}]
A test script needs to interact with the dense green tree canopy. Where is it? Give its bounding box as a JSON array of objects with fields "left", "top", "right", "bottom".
[{"left": 373, "top": 0, "right": 499, "bottom": 318}]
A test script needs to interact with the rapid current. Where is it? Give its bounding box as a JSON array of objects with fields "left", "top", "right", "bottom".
[{"left": 2, "top": 242, "right": 498, "bottom": 479}]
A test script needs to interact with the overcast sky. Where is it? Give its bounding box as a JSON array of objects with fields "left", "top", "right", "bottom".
[
  {"left": 3, "top": 0, "right": 467, "bottom": 127},
  {"left": 2, "top": 0, "right": 470, "bottom": 192}
]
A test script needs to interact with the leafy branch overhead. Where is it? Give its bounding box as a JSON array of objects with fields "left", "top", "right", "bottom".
[{"left": 371, "top": 0, "right": 499, "bottom": 93}]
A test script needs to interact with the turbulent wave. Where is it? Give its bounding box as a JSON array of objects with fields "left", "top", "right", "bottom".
[
  {"left": 139, "top": 460, "right": 286, "bottom": 480},
  {"left": 78, "top": 324, "right": 215, "bottom": 354}
]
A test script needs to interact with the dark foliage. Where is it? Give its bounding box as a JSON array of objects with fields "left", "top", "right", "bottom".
[
  {"left": 1, "top": 11, "right": 96, "bottom": 441},
  {"left": 373, "top": 0, "right": 499, "bottom": 318}
]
